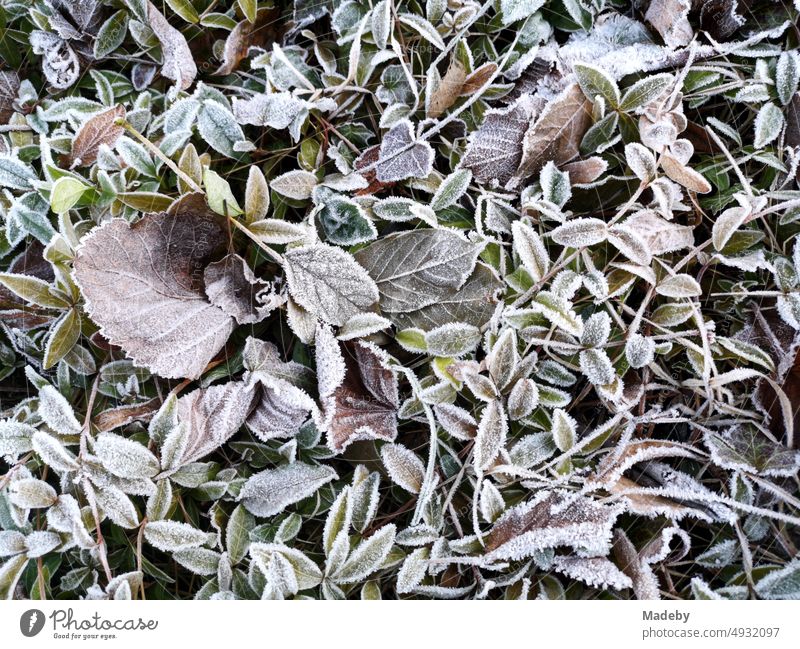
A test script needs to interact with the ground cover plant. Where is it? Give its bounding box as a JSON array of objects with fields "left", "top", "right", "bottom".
[{"left": 0, "top": 0, "right": 799, "bottom": 601}]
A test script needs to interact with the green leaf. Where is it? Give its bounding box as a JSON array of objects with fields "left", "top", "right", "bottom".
[
  {"left": 579, "top": 112, "right": 618, "bottom": 156},
  {"left": 0, "top": 273, "right": 69, "bottom": 308},
  {"left": 43, "top": 308, "right": 81, "bottom": 369},
  {"left": 94, "top": 10, "right": 129, "bottom": 58},
  {"left": 619, "top": 73, "right": 673, "bottom": 111},
  {"left": 50, "top": 176, "right": 89, "bottom": 214},
  {"left": 753, "top": 103, "right": 784, "bottom": 149},
  {"left": 573, "top": 63, "right": 620, "bottom": 107},
  {"left": 317, "top": 194, "right": 376, "bottom": 246},
  {"left": 431, "top": 169, "right": 472, "bottom": 211},
  {"left": 117, "top": 192, "right": 174, "bottom": 212},
  {"left": 204, "top": 168, "right": 243, "bottom": 216},
  {"left": 166, "top": 0, "right": 200, "bottom": 23},
  {"left": 237, "top": 0, "right": 257, "bottom": 23}
]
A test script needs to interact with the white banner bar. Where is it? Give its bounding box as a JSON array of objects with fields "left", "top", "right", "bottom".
[{"left": 0, "top": 600, "right": 798, "bottom": 648}]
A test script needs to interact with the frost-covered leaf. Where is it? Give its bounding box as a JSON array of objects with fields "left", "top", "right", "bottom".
[
  {"left": 144, "top": 520, "right": 214, "bottom": 552},
  {"left": 376, "top": 119, "right": 435, "bottom": 183},
  {"left": 511, "top": 84, "right": 592, "bottom": 188},
  {"left": 69, "top": 105, "right": 125, "bottom": 167},
  {"left": 147, "top": 1, "right": 197, "bottom": 89},
  {"left": 73, "top": 206, "right": 235, "bottom": 380},
  {"left": 551, "top": 218, "right": 608, "bottom": 248},
  {"left": 655, "top": 274, "right": 702, "bottom": 298},
  {"left": 330, "top": 523, "right": 397, "bottom": 585},
  {"left": 626, "top": 334, "right": 655, "bottom": 369},
  {"left": 474, "top": 400, "right": 508, "bottom": 471},
  {"left": 462, "top": 95, "right": 537, "bottom": 186},
  {"left": 704, "top": 425, "right": 800, "bottom": 478},
  {"left": 645, "top": 0, "right": 692, "bottom": 48},
  {"left": 552, "top": 556, "right": 632, "bottom": 591},
  {"left": 95, "top": 432, "right": 159, "bottom": 479},
  {"left": 753, "top": 103, "right": 784, "bottom": 149},
  {"left": 512, "top": 221, "right": 550, "bottom": 282},
  {"left": 425, "top": 323, "right": 481, "bottom": 357},
  {"left": 550, "top": 408, "right": 576, "bottom": 452},
  {"left": 381, "top": 444, "right": 425, "bottom": 494},
  {"left": 283, "top": 244, "right": 379, "bottom": 326},
  {"left": 239, "top": 463, "right": 337, "bottom": 517},
  {"left": 203, "top": 254, "right": 281, "bottom": 324},
  {"left": 755, "top": 560, "right": 800, "bottom": 600},
  {"left": 485, "top": 490, "right": 622, "bottom": 561},
  {"left": 355, "top": 229, "right": 481, "bottom": 313}
]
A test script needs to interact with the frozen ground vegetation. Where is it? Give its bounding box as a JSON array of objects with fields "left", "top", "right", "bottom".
[{"left": 1, "top": 0, "right": 800, "bottom": 601}]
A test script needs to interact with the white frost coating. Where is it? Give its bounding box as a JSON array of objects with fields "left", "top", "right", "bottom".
[
  {"left": 249, "top": 543, "right": 323, "bottom": 591},
  {"left": 474, "top": 400, "right": 508, "bottom": 471},
  {"left": 512, "top": 220, "right": 550, "bottom": 282},
  {"left": 551, "top": 555, "right": 633, "bottom": 591},
  {"left": 579, "top": 348, "right": 615, "bottom": 386},
  {"left": 754, "top": 560, "right": 800, "bottom": 599},
  {"left": 315, "top": 322, "right": 346, "bottom": 401},
  {"left": 330, "top": 523, "right": 396, "bottom": 584},
  {"left": 0, "top": 420, "right": 35, "bottom": 458},
  {"left": 95, "top": 486, "right": 140, "bottom": 529},
  {"left": 508, "top": 378, "right": 540, "bottom": 421},
  {"left": 396, "top": 547, "right": 430, "bottom": 593},
  {"left": 0, "top": 530, "right": 26, "bottom": 557},
  {"left": 38, "top": 385, "right": 82, "bottom": 436},
  {"left": 239, "top": 463, "right": 337, "bottom": 517},
  {"left": 530, "top": 291, "right": 584, "bottom": 337},
  {"left": 550, "top": 408, "right": 576, "bottom": 453},
  {"left": 433, "top": 403, "right": 478, "bottom": 440},
  {"left": 485, "top": 490, "right": 622, "bottom": 562},
  {"left": 625, "top": 333, "right": 656, "bottom": 369},
  {"left": 376, "top": 119, "right": 435, "bottom": 183},
  {"left": 283, "top": 244, "right": 379, "bottom": 326},
  {"left": 32, "top": 431, "right": 79, "bottom": 472},
  {"left": 424, "top": 322, "right": 482, "bottom": 357},
  {"left": 233, "top": 92, "right": 305, "bottom": 130},
  {"left": 24, "top": 531, "right": 62, "bottom": 558},
  {"left": 144, "top": 520, "right": 214, "bottom": 552},
  {"left": 581, "top": 312, "right": 611, "bottom": 348},
  {"left": 381, "top": 444, "right": 425, "bottom": 494},
  {"left": 655, "top": 273, "right": 701, "bottom": 298},
  {"left": 480, "top": 480, "right": 505, "bottom": 523},
  {"left": 550, "top": 218, "right": 608, "bottom": 248},
  {"left": 337, "top": 313, "right": 392, "bottom": 341},
  {"left": 94, "top": 432, "right": 160, "bottom": 479},
  {"left": 8, "top": 478, "right": 57, "bottom": 509},
  {"left": 625, "top": 143, "right": 656, "bottom": 182}
]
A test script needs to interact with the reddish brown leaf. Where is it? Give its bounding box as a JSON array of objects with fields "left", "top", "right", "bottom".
[
  {"left": 327, "top": 342, "right": 399, "bottom": 454},
  {"left": 69, "top": 105, "right": 126, "bottom": 167},
  {"left": 215, "top": 8, "right": 284, "bottom": 76}
]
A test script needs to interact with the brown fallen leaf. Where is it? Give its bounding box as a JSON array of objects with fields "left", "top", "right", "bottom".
[
  {"left": 427, "top": 58, "right": 467, "bottom": 119},
  {"left": 660, "top": 152, "right": 712, "bottom": 193},
  {"left": 327, "top": 342, "right": 399, "bottom": 454},
  {"left": 69, "top": 105, "right": 125, "bottom": 167},
  {"left": 509, "top": 83, "right": 592, "bottom": 189},
  {"left": 203, "top": 253, "right": 284, "bottom": 325},
  {"left": 215, "top": 8, "right": 284, "bottom": 76},
  {"left": 645, "top": 0, "right": 693, "bottom": 48},
  {"left": 73, "top": 207, "right": 235, "bottom": 380},
  {"left": 461, "top": 62, "right": 497, "bottom": 96},
  {"left": 484, "top": 489, "right": 622, "bottom": 560},
  {"left": 148, "top": 1, "right": 197, "bottom": 90},
  {"left": 561, "top": 157, "right": 608, "bottom": 185},
  {"left": 0, "top": 71, "right": 20, "bottom": 124},
  {"left": 94, "top": 398, "right": 161, "bottom": 432}
]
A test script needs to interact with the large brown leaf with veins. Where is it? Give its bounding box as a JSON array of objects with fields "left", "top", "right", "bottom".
[{"left": 73, "top": 207, "right": 234, "bottom": 379}]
